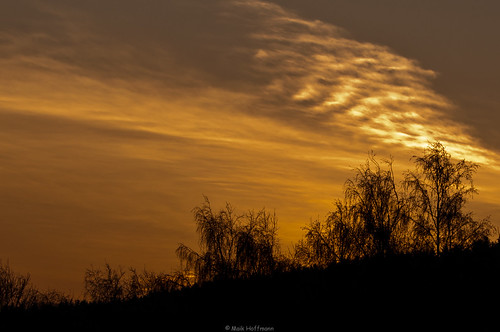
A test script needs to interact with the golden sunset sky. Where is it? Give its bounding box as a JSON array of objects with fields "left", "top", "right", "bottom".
[{"left": 1, "top": 0, "right": 500, "bottom": 294}]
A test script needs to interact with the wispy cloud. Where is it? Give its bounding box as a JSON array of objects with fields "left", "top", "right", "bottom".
[{"left": 227, "top": 0, "right": 496, "bottom": 164}]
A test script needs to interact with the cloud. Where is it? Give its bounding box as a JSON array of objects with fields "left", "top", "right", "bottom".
[
  {"left": 224, "top": 1, "right": 495, "bottom": 164},
  {"left": 0, "top": 0, "right": 486, "bottom": 160}
]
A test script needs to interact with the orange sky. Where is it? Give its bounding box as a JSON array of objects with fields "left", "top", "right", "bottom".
[{"left": 1, "top": 0, "right": 500, "bottom": 295}]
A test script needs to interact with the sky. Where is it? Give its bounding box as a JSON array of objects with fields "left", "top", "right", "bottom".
[{"left": 1, "top": 0, "right": 500, "bottom": 294}]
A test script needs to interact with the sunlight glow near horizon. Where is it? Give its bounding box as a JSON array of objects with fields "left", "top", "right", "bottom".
[{"left": 0, "top": 0, "right": 499, "bottom": 293}]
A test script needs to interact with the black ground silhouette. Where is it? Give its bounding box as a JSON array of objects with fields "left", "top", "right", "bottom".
[{"left": 2, "top": 243, "right": 500, "bottom": 332}]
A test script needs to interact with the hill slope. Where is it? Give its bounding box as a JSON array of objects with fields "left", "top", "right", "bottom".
[{"left": 2, "top": 246, "right": 500, "bottom": 331}]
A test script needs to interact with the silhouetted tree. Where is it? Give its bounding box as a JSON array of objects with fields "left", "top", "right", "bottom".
[
  {"left": 345, "top": 154, "right": 410, "bottom": 257},
  {"left": 294, "top": 200, "right": 364, "bottom": 267},
  {"left": 235, "top": 208, "right": 279, "bottom": 276},
  {"left": 404, "top": 142, "right": 493, "bottom": 255},
  {"left": 295, "top": 154, "right": 411, "bottom": 265},
  {"left": 294, "top": 143, "right": 496, "bottom": 265},
  {"left": 176, "top": 197, "right": 281, "bottom": 283},
  {"left": 176, "top": 198, "right": 239, "bottom": 282},
  {"left": 0, "top": 261, "right": 37, "bottom": 311}
]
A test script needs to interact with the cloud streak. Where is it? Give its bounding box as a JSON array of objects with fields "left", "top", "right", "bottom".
[{"left": 228, "top": 0, "right": 495, "bottom": 164}]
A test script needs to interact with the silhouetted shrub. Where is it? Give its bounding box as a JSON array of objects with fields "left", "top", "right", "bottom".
[
  {"left": 0, "top": 261, "right": 72, "bottom": 311},
  {"left": 84, "top": 263, "right": 126, "bottom": 303},
  {"left": 83, "top": 263, "right": 189, "bottom": 303}
]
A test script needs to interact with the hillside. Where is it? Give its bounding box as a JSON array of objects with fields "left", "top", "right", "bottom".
[{"left": 2, "top": 244, "right": 500, "bottom": 332}]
